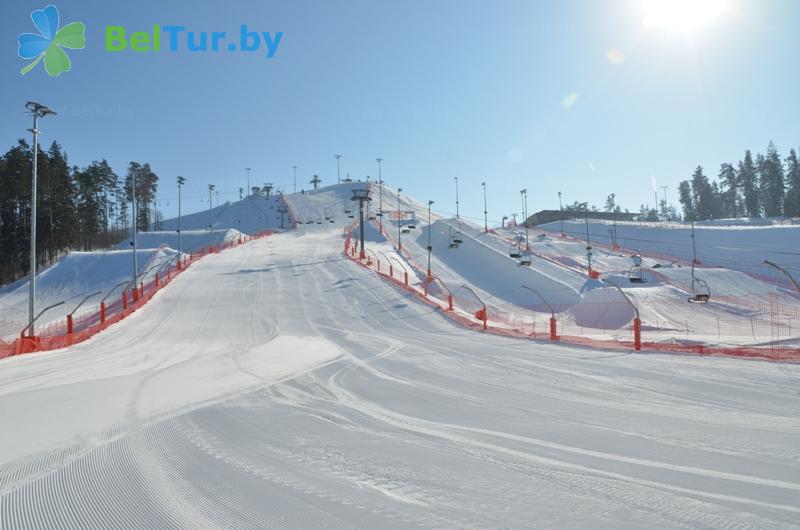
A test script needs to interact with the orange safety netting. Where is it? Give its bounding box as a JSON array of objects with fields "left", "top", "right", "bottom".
[{"left": 0, "top": 231, "right": 273, "bottom": 360}]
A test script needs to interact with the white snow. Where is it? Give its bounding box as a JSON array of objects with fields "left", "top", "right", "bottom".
[{"left": 0, "top": 183, "right": 798, "bottom": 529}]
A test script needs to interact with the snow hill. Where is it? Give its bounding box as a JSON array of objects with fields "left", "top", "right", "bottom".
[{"left": 1, "top": 180, "right": 798, "bottom": 528}]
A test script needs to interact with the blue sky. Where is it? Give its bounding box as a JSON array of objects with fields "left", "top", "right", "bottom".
[{"left": 2, "top": 0, "right": 798, "bottom": 224}]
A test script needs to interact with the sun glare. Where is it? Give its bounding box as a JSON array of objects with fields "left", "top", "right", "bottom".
[{"left": 640, "top": 0, "right": 729, "bottom": 33}]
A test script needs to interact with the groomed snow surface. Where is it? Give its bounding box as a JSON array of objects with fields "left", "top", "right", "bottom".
[{"left": 1, "top": 183, "right": 799, "bottom": 529}]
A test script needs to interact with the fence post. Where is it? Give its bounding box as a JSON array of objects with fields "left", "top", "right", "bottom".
[
  {"left": 634, "top": 318, "right": 641, "bottom": 351},
  {"left": 549, "top": 317, "right": 558, "bottom": 341},
  {"left": 448, "top": 294, "right": 453, "bottom": 311},
  {"left": 66, "top": 314, "right": 73, "bottom": 335},
  {"left": 155, "top": 272, "right": 160, "bottom": 287},
  {"left": 389, "top": 264, "right": 393, "bottom": 277},
  {"left": 139, "top": 282, "right": 144, "bottom": 299},
  {"left": 122, "top": 291, "right": 128, "bottom": 309},
  {"left": 100, "top": 302, "right": 106, "bottom": 323},
  {"left": 424, "top": 280, "right": 428, "bottom": 297},
  {"left": 131, "top": 287, "right": 138, "bottom": 302},
  {"left": 404, "top": 272, "right": 408, "bottom": 287}
]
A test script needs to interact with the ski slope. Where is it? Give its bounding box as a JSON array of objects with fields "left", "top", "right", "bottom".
[{"left": 1, "top": 183, "right": 799, "bottom": 528}]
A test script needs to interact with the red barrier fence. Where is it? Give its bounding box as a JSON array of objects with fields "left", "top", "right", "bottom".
[
  {"left": 0, "top": 231, "right": 273, "bottom": 360},
  {"left": 343, "top": 228, "right": 800, "bottom": 363}
]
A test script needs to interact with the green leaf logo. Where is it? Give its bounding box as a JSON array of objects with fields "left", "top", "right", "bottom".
[{"left": 18, "top": 5, "right": 85, "bottom": 77}]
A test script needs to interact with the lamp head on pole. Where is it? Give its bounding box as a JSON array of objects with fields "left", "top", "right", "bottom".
[
  {"left": 177, "top": 176, "right": 186, "bottom": 186},
  {"left": 25, "top": 101, "right": 56, "bottom": 117}
]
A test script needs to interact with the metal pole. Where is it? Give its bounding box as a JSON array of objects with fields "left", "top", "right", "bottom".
[
  {"left": 208, "top": 184, "right": 215, "bottom": 252},
  {"left": 292, "top": 165, "right": 297, "bottom": 194},
  {"left": 427, "top": 200, "right": 434, "bottom": 279},
  {"left": 238, "top": 187, "right": 243, "bottom": 235},
  {"left": 584, "top": 203, "right": 592, "bottom": 273},
  {"left": 521, "top": 189, "right": 529, "bottom": 251},
  {"left": 359, "top": 199, "right": 366, "bottom": 259},
  {"left": 132, "top": 162, "right": 138, "bottom": 292},
  {"left": 558, "top": 191, "right": 564, "bottom": 237},
  {"left": 482, "top": 182, "right": 488, "bottom": 232},
  {"left": 764, "top": 260, "right": 800, "bottom": 292},
  {"left": 377, "top": 158, "right": 383, "bottom": 234},
  {"left": 28, "top": 112, "right": 39, "bottom": 336},
  {"left": 397, "top": 188, "right": 403, "bottom": 251},
  {"left": 454, "top": 177, "right": 460, "bottom": 219},
  {"left": 245, "top": 167, "right": 251, "bottom": 194},
  {"left": 335, "top": 154, "right": 342, "bottom": 184}
]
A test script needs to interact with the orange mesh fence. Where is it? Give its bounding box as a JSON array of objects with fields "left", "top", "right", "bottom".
[
  {"left": 344, "top": 226, "right": 800, "bottom": 363},
  {"left": 1, "top": 232, "right": 273, "bottom": 360}
]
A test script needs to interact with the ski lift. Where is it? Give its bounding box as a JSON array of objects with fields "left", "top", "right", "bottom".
[
  {"left": 316, "top": 218, "right": 322, "bottom": 224},
  {"left": 517, "top": 253, "right": 532, "bottom": 267},
  {"left": 452, "top": 224, "right": 464, "bottom": 245},
  {"left": 329, "top": 217, "right": 335, "bottom": 223},
  {"left": 407, "top": 222, "right": 417, "bottom": 229},
  {"left": 448, "top": 226, "right": 460, "bottom": 249},
  {"left": 401, "top": 224, "right": 410, "bottom": 234},
  {"left": 508, "top": 245, "right": 521, "bottom": 258},
  {"left": 628, "top": 252, "right": 646, "bottom": 283},
  {"left": 687, "top": 223, "right": 711, "bottom": 303},
  {"left": 536, "top": 234, "right": 547, "bottom": 242}
]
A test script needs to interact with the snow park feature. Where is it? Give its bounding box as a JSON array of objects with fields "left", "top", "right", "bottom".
[{"left": 0, "top": 179, "right": 799, "bottom": 528}]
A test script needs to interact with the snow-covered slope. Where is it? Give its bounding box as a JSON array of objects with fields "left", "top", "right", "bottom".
[
  {"left": 1, "top": 217, "right": 798, "bottom": 528},
  {"left": 0, "top": 248, "right": 178, "bottom": 339}
]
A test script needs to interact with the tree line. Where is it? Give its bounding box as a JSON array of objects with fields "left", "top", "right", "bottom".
[
  {"left": 678, "top": 142, "right": 800, "bottom": 221},
  {"left": 0, "top": 139, "right": 159, "bottom": 285}
]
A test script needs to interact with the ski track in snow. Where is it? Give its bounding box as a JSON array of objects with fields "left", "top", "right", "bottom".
[{"left": 1, "top": 185, "right": 799, "bottom": 529}]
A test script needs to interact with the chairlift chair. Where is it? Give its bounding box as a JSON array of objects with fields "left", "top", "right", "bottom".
[
  {"left": 687, "top": 223, "right": 711, "bottom": 303},
  {"left": 448, "top": 226, "right": 460, "bottom": 249},
  {"left": 316, "top": 219, "right": 322, "bottom": 224},
  {"left": 517, "top": 253, "right": 532, "bottom": 267},
  {"left": 689, "top": 277, "right": 711, "bottom": 303},
  {"left": 329, "top": 217, "right": 335, "bottom": 223},
  {"left": 508, "top": 245, "right": 521, "bottom": 258},
  {"left": 452, "top": 225, "right": 464, "bottom": 245},
  {"left": 628, "top": 253, "right": 646, "bottom": 283}
]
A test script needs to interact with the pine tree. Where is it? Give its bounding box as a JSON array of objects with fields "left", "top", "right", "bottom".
[
  {"left": 738, "top": 150, "right": 759, "bottom": 217},
  {"left": 678, "top": 180, "right": 695, "bottom": 221},
  {"left": 690, "top": 166, "right": 714, "bottom": 220},
  {"left": 759, "top": 142, "right": 785, "bottom": 217},
  {"left": 717, "top": 163, "right": 739, "bottom": 217},
  {"left": 784, "top": 148, "right": 800, "bottom": 217}
]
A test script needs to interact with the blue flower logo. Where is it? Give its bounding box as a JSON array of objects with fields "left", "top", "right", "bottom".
[{"left": 18, "top": 5, "right": 85, "bottom": 76}]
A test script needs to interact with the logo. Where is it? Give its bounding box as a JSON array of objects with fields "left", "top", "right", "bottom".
[{"left": 18, "top": 5, "right": 85, "bottom": 77}]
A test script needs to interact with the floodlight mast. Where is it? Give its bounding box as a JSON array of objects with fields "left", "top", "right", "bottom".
[
  {"left": 427, "top": 200, "right": 434, "bottom": 280},
  {"left": 454, "top": 177, "right": 460, "bottom": 219},
  {"left": 376, "top": 158, "right": 383, "bottom": 234},
  {"left": 520, "top": 189, "right": 529, "bottom": 251},
  {"left": 245, "top": 168, "right": 251, "bottom": 193},
  {"left": 482, "top": 182, "right": 488, "bottom": 232},
  {"left": 24, "top": 101, "right": 56, "bottom": 336},
  {"left": 335, "top": 154, "right": 342, "bottom": 184},
  {"left": 397, "top": 188, "right": 403, "bottom": 251},
  {"left": 351, "top": 188, "right": 371, "bottom": 259},
  {"left": 292, "top": 165, "right": 297, "bottom": 194},
  {"left": 208, "top": 184, "right": 215, "bottom": 252},
  {"left": 558, "top": 191, "right": 564, "bottom": 237},
  {"left": 177, "top": 176, "right": 186, "bottom": 257}
]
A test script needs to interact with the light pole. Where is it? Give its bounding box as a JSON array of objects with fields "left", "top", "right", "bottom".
[
  {"left": 397, "top": 187, "right": 403, "bottom": 251},
  {"left": 335, "top": 154, "right": 342, "bottom": 184},
  {"left": 520, "top": 189, "right": 529, "bottom": 251},
  {"left": 377, "top": 158, "right": 383, "bottom": 234},
  {"left": 581, "top": 202, "right": 592, "bottom": 275},
  {"left": 24, "top": 101, "right": 56, "bottom": 336},
  {"left": 661, "top": 185, "right": 668, "bottom": 220},
  {"left": 245, "top": 167, "right": 251, "bottom": 194},
  {"left": 177, "top": 176, "right": 186, "bottom": 256},
  {"left": 482, "top": 181, "right": 488, "bottom": 232},
  {"left": 352, "top": 188, "right": 371, "bottom": 259},
  {"left": 238, "top": 187, "right": 243, "bottom": 235},
  {"left": 558, "top": 191, "right": 565, "bottom": 237},
  {"left": 454, "top": 177, "right": 460, "bottom": 219},
  {"left": 292, "top": 165, "right": 297, "bottom": 194},
  {"left": 208, "top": 184, "right": 215, "bottom": 252},
  {"left": 427, "top": 200, "right": 434, "bottom": 280}
]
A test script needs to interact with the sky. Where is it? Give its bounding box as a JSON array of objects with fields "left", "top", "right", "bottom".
[{"left": 2, "top": 0, "right": 799, "bottom": 226}]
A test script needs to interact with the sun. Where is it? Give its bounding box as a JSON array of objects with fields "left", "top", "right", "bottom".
[{"left": 640, "top": 0, "right": 730, "bottom": 33}]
